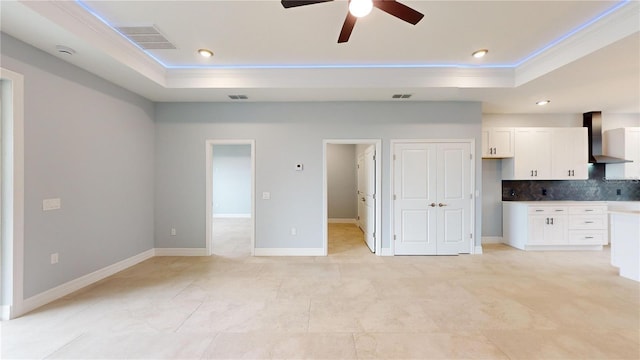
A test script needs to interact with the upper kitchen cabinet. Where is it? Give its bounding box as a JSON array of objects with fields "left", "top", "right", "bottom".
[
  {"left": 604, "top": 127, "right": 640, "bottom": 179},
  {"left": 502, "top": 127, "right": 588, "bottom": 180},
  {"left": 482, "top": 128, "right": 514, "bottom": 158},
  {"left": 503, "top": 128, "right": 552, "bottom": 179},
  {"left": 551, "top": 128, "right": 588, "bottom": 179}
]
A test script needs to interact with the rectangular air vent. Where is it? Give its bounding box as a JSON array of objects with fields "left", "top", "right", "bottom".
[
  {"left": 392, "top": 94, "right": 412, "bottom": 99},
  {"left": 228, "top": 95, "right": 248, "bottom": 100},
  {"left": 116, "top": 26, "right": 176, "bottom": 50}
]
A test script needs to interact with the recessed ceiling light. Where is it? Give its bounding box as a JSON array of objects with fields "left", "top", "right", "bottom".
[
  {"left": 198, "top": 49, "right": 214, "bottom": 58},
  {"left": 536, "top": 100, "right": 551, "bottom": 106},
  {"left": 472, "top": 49, "right": 488, "bottom": 58},
  {"left": 55, "top": 45, "right": 76, "bottom": 55}
]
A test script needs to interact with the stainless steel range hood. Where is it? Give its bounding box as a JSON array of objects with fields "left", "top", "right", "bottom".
[{"left": 583, "top": 111, "right": 632, "bottom": 164}]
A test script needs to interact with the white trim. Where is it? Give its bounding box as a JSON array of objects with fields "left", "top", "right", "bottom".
[
  {"left": 206, "top": 140, "right": 255, "bottom": 257},
  {"left": 154, "top": 248, "right": 208, "bottom": 256},
  {"left": 389, "top": 139, "right": 476, "bottom": 256},
  {"left": 323, "top": 139, "right": 382, "bottom": 257},
  {"left": 482, "top": 236, "right": 504, "bottom": 244},
  {"left": 18, "top": 249, "right": 154, "bottom": 317},
  {"left": 254, "top": 248, "right": 324, "bottom": 256},
  {"left": 213, "top": 213, "right": 251, "bottom": 219},
  {"left": 328, "top": 218, "right": 357, "bottom": 224},
  {"left": 523, "top": 245, "right": 603, "bottom": 251},
  {"left": 474, "top": 245, "right": 484, "bottom": 254},
  {"left": 0, "top": 68, "right": 25, "bottom": 320},
  {"left": 379, "top": 247, "right": 394, "bottom": 256},
  {"left": 1, "top": 305, "right": 10, "bottom": 320}
]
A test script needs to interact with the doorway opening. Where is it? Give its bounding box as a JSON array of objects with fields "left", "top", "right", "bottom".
[
  {"left": 205, "top": 140, "right": 255, "bottom": 257},
  {"left": 323, "top": 140, "right": 381, "bottom": 256}
]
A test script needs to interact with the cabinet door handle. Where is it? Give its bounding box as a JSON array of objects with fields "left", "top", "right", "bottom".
[
  {"left": 429, "top": 203, "right": 436, "bottom": 207},
  {"left": 493, "top": 147, "right": 497, "bottom": 154},
  {"left": 585, "top": 209, "right": 594, "bottom": 212},
  {"left": 534, "top": 170, "right": 538, "bottom": 176},
  {"left": 531, "top": 170, "right": 534, "bottom": 177},
  {"left": 568, "top": 170, "right": 571, "bottom": 176},
  {"left": 535, "top": 209, "right": 544, "bottom": 212},
  {"left": 585, "top": 236, "right": 594, "bottom": 239},
  {"left": 555, "top": 209, "right": 564, "bottom": 212},
  {"left": 546, "top": 218, "right": 549, "bottom": 225},
  {"left": 550, "top": 218, "right": 554, "bottom": 225},
  {"left": 585, "top": 221, "right": 594, "bottom": 224}
]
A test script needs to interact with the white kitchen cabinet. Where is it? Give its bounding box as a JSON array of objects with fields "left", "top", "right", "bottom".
[
  {"left": 502, "top": 127, "right": 588, "bottom": 180},
  {"left": 503, "top": 202, "right": 607, "bottom": 250},
  {"left": 604, "top": 127, "right": 640, "bottom": 180},
  {"left": 482, "top": 128, "right": 514, "bottom": 158},
  {"left": 502, "top": 128, "right": 552, "bottom": 179},
  {"left": 552, "top": 128, "right": 588, "bottom": 179}
]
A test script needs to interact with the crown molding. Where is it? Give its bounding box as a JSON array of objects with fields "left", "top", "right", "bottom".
[
  {"left": 19, "top": 0, "right": 167, "bottom": 86},
  {"left": 515, "top": 1, "right": 640, "bottom": 86}
]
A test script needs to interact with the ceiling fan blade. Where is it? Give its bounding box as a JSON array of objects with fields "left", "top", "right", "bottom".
[
  {"left": 338, "top": 12, "right": 357, "bottom": 43},
  {"left": 373, "top": 0, "right": 424, "bottom": 25},
  {"left": 281, "top": 0, "right": 334, "bottom": 8}
]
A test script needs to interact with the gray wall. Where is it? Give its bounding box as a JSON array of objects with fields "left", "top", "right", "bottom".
[
  {"left": 327, "top": 144, "right": 357, "bottom": 219},
  {"left": 155, "top": 101, "right": 483, "bottom": 250},
  {"left": 212, "top": 144, "right": 251, "bottom": 216},
  {"left": 1, "top": 34, "right": 155, "bottom": 298}
]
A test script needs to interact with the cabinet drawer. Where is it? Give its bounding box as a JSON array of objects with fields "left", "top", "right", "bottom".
[
  {"left": 569, "top": 215, "right": 607, "bottom": 229},
  {"left": 569, "top": 206, "right": 607, "bottom": 215},
  {"left": 528, "top": 206, "right": 568, "bottom": 215},
  {"left": 568, "top": 230, "right": 607, "bottom": 245}
]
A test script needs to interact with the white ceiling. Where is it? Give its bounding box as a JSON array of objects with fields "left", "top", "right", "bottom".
[{"left": 1, "top": 0, "right": 639, "bottom": 114}]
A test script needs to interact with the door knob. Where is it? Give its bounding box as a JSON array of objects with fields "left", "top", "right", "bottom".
[
  {"left": 438, "top": 203, "right": 447, "bottom": 207},
  {"left": 429, "top": 203, "right": 436, "bottom": 207},
  {"left": 361, "top": 197, "right": 365, "bottom": 202}
]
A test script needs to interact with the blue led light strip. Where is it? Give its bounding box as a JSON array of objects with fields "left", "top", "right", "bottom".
[{"left": 75, "top": 0, "right": 630, "bottom": 70}]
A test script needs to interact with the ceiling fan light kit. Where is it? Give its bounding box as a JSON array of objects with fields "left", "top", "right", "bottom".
[
  {"left": 281, "top": 0, "right": 424, "bottom": 43},
  {"left": 349, "top": 0, "right": 373, "bottom": 18}
]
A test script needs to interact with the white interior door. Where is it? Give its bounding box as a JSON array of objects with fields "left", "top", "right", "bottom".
[
  {"left": 435, "top": 143, "right": 471, "bottom": 254},
  {"left": 356, "top": 153, "right": 365, "bottom": 230},
  {"left": 393, "top": 143, "right": 437, "bottom": 255},
  {"left": 363, "top": 145, "right": 376, "bottom": 252},
  {"left": 394, "top": 141, "right": 472, "bottom": 255}
]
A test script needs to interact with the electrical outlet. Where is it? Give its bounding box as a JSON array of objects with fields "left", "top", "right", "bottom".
[
  {"left": 171, "top": 228, "right": 177, "bottom": 236},
  {"left": 51, "top": 253, "right": 59, "bottom": 264},
  {"left": 616, "top": 189, "right": 622, "bottom": 195}
]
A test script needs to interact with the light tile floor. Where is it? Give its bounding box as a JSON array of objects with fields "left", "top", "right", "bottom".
[{"left": 2, "top": 221, "right": 639, "bottom": 359}]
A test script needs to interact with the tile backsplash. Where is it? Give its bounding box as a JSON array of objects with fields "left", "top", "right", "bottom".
[{"left": 502, "top": 164, "right": 640, "bottom": 201}]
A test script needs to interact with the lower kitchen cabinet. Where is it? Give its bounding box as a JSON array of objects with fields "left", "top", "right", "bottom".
[{"left": 503, "top": 201, "right": 607, "bottom": 250}]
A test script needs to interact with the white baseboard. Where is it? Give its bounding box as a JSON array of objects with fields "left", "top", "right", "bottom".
[
  {"left": 213, "top": 213, "right": 251, "bottom": 218},
  {"left": 474, "top": 245, "right": 484, "bottom": 254},
  {"left": 1, "top": 305, "right": 10, "bottom": 320},
  {"left": 328, "top": 218, "right": 357, "bottom": 224},
  {"left": 154, "top": 248, "right": 209, "bottom": 256},
  {"left": 379, "top": 247, "right": 394, "bottom": 256},
  {"left": 18, "top": 249, "right": 155, "bottom": 317},
  {"left": 254, "top": 248, "right": 324, "bottom": 256},
  {"left": 481, "top": 236, "right": 503, "bottom": 244}
]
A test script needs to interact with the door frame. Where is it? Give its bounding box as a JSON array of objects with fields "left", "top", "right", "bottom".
[
  {"left": 0, "top": 68, "right": 25, "bottom": 320},
  {"left": 322, "top": 139, "right": 382, "bottom": 256},
  {"left": 389, "top": 139, "right": 476, "bottom": 255},
  {"left": 205, "top": 139, "right": 256, "bottom": 256}
]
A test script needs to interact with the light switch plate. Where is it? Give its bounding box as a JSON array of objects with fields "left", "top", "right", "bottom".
[
  {"left": 43, "top": 198, "right": 61, "bottom": 211},
  {"left": 262, "top": 192, "right": 271, "bottom": 200}
]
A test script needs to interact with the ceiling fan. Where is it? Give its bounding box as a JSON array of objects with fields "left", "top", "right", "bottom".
[{"left": 281, "top": 0, "right": 424, "bottom": 43}]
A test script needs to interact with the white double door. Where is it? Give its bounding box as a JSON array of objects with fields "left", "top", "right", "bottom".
[
  {"left": 393, "top": 142, "right": 472, "bottom": 255},
  {"left": 357, "top": 146, "right": 376, "bottom": 252}
]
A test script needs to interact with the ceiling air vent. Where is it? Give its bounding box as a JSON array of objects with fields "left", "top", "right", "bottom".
[
  {"left": 115, "top": 26, "right": 176, "bottom": 50},
  {"left": 228, "top": 95, "right": 248, "bottom": 100},
  {"left": 392, "top": 94, "right": 412, "bottom": 99}
]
